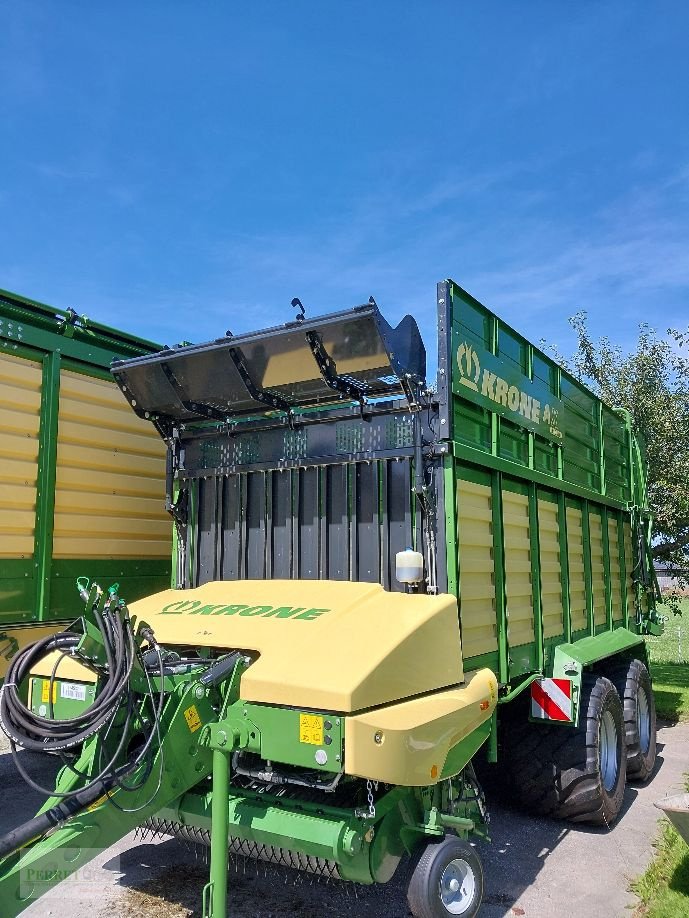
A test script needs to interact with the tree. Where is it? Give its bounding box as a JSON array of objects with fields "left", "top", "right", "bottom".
[{"left": 550, "top": 314, "right": 689, "bottom": 588}]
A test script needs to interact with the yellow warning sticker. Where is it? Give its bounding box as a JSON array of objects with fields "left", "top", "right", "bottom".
[
  {"left": 41, "top": 680, "right": 57, "bottom": 704},
  {"left": 184, "top": 704, "right": 202, "bottom": 733},
  {"left": 299, "top": 713, "right": 324, "bottom": 745}
]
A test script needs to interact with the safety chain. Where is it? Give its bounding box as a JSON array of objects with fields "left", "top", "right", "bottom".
[{"left": 366, "top": 779, "right": 379, "bottom": 819}]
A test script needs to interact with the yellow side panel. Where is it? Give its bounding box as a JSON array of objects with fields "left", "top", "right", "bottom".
[
  {"left": 608, "top": 517, "right": 623, "bottom": 622},
  {"left": 589, "top": 512, "right": 606, "bottom": 626},
  {"left": 0, "top": 352, "right": 42, "bottom": 558},
  {"left": 566, "top": 507, "right": 587, "bottom": 632},
  {"left": 538, "top": 499, "right": 564, "bottom": 639},
  {"left": 502, "top": 490, "right": 534, "bottom": 648},
  {"left": 623, "top": 521, "right": 636, "bottom": 619},
  {"left": 53, "top": 370, "right": 169, "bottom": 559},
  {"left": 457, "top": 479, "right": 498, "bottom": 658},
  {"left": 345, "top": 669, "right": 497, "bottom": 785}
]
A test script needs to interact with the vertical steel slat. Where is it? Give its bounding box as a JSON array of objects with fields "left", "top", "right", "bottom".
[
  {"left": 298, "top": 467, "right": 319, "bottom": 579},
  {"left": 246, "top": 472, "right": 266, "bottom": 578},
  {"left": 196, "top": 477, "right": 218, "bottom": 585},
  {"left": 326, "top": 464, "right": 349, "bottom": 579},
  {"left": 239, "top": 472, "right": 248, "bottom": 579},
  {"left": 264, "top": 470, "right": 273, "bottom": 578},
  {"left": 355, "top": 462, "right": 380, "bottom": 582},
  {"left": 188, "top": 477, "right": 199, "bottom": 588},
  {"left": 270, "top": 470, "right": 292, "bottom": 579},
  {"left": 348, "top": 464, "right": 357, "bottom": 580},
  {"left": 319, "top": 466, "right": 327, "bottom": 579},
  {"left": 214, "top": 476, "right": 222, "bottom": 581},
  {"left": 291, "top": 469, "right": 300, "bottom": 579},
  {"left": 384, "top": 459, "right": 413, "bottom": 590},
  {"left": 221, "top": 475, "right": 241, "bottom": 581},
  {"left": 380, "top": 462, "right": 391, "bottom": 590}
]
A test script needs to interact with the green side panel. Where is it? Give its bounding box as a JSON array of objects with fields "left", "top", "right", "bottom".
[
  {"left": 0, "top": 288, "right": 170, "bottom": 629},
  {"left": 445, "top": 280, "right": 633, "bottom": 506},
  {"left": 29, "top": 676, "right": 97, "bottom": 719},
  {"left": 559, "top": 374, "right": 601, "bottom": 492},
  {"left": 241, "top": 703, "right": 344, "bottom": 772},
  {"left": 552, "top": 626, "right": 646, "bottom": 673},
  {"left": 0, "top": 560, "right": 35, "bottom": 624},
  {"left": 440, "top": 717, "right": 492, "bottom": 779},
  {"left": 34, "top": 352, "right": 61, "bottom": 621},
  {"left": 48, "top": 559, "right": 170, "bottom": 619}
]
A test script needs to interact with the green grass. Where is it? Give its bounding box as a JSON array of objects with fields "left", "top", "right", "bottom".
[
  {"left": 632, "top": 598, "right": 689, "bottom": 916},
  {"left": 633, "top": 784, "right": 689, "bottom": 917},
  {"left": 646, "top": 598, "right": 689, "bottom": 722}
]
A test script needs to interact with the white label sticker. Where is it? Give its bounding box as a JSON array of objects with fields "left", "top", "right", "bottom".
[{"left": 60, "top": 682, "right": 87, "bottom": 702}]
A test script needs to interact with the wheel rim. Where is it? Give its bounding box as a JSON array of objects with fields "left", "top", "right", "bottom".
[
  {"left": 439, "top": 857, "right": 476, "bottom": 915},
  {"left": 599, "top": 709, "right": 619, "bottom": 792},
  {"left": 637, "top": 686, "right": 651, "bottom": 754}
]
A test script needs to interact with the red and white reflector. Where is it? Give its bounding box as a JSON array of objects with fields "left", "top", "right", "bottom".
[{"left": 530, "top": 678, "right": 573, "bottom": 722}]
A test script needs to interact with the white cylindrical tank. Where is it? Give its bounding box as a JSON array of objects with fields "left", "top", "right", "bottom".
[{"left": 396, "top": 548, "right": 424, "bottom": 584}]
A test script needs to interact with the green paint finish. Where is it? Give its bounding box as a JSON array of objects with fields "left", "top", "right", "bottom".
[
  {"left": 581, "top": 501, "right": 595, "bottom": 637},
  {"left": 490, "top": 473, "right": 509, "bottom": 684},
  {"left": 552, "top": 627, "right": 646, "bottom": 674},
  {"left": 0, "top": 679, "right": 215, "bottom": 918},
  {"left": 0, "top": 560, "right": 35, "bottom": 623},
  {"left": 48, "top": 559, "right": 170, "bottom": 620},
  {"left": 34, "top": 352, "right": 61, "bottom": 622},
  {"left": 446, "top": 280, "right": 635, "bottom": 505},
  {"left": 439, "top": 717, "right": 492, "bottom": 779},
  {"left": 452, "top": 441, "right": 629, "bottom": 511},
  {"left": 618, "top": 509, "right": 630, "bottom": 629},
  {"left": 443, "top": 456, "right": 458, "bottom": 596},
  {"left": 0, "top": 288, "right": 170, "bottom": 630},
  {"left": 157, "top": 786, "right": 377, "bottom": 884},
  {"left": 239, "top": 703, "right": 344, "bottom": 772},
  {"left": 29, "top": 676, "right": 96, "bottom": 720}
]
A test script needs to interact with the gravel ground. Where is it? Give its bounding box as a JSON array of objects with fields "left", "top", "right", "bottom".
[{"left": 2, "top": 721, "right": 688, "bottom": 918}]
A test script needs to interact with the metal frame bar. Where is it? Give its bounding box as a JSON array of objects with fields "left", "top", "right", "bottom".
[
  {"left": 601, "top": 506, "right": 613, "bottom": 631},
  {"left": 618, "top": 508, "right": 630, "bottom": 629},
  {"left": 528, "top": 482, "right": 544, "bottom": 672},
  {"left": 33, "top": 352, "right": 61, "bottom": 622},
  {"left": 227, "top": 345, "right": 295, "bottom": 415},
  {"left": 557, "top": 491, "right": 572, "bottom": 644},
  {"left": 581, "top": 500, "right": 595, "bottom": 636},
  {"left": 491, "top": 472, "right": 509, "bottom": 684},
  {"left": 304, "top": 329, "right": 369, "bottom": 409},
  {"left": 160, "top": 361, "right": 228, "bottom": 422}
]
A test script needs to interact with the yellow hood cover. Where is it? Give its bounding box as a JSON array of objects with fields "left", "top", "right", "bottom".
[{"left": 129, "top": 580, "right": 464, "bottom": 713}]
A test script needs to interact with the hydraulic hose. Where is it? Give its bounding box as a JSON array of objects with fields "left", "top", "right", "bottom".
[
  {"left": 0, "top": 600, "right": 156, "bottom": 800},
  {"left": 0, "top": 777, "right": 112, "bottom": 860}
]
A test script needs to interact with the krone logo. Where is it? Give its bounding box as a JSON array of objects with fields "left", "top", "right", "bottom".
[{"left": 457, "top": 342, "right": 481, "bottom": 392}]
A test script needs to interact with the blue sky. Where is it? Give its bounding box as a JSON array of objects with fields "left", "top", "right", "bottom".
[{"left": 1, "top": 2, "right": 688, "bottom": 369}]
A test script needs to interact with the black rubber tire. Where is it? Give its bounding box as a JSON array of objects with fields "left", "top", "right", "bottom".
[
  {"left": 506, "top": 673, "right": 627, "bottom": 826},
  {"left": 610, "top": 658, "right": 657, "bottom": 783},
  {"left": 407, "top": 836, "right": 483, "bottom": 918}
]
